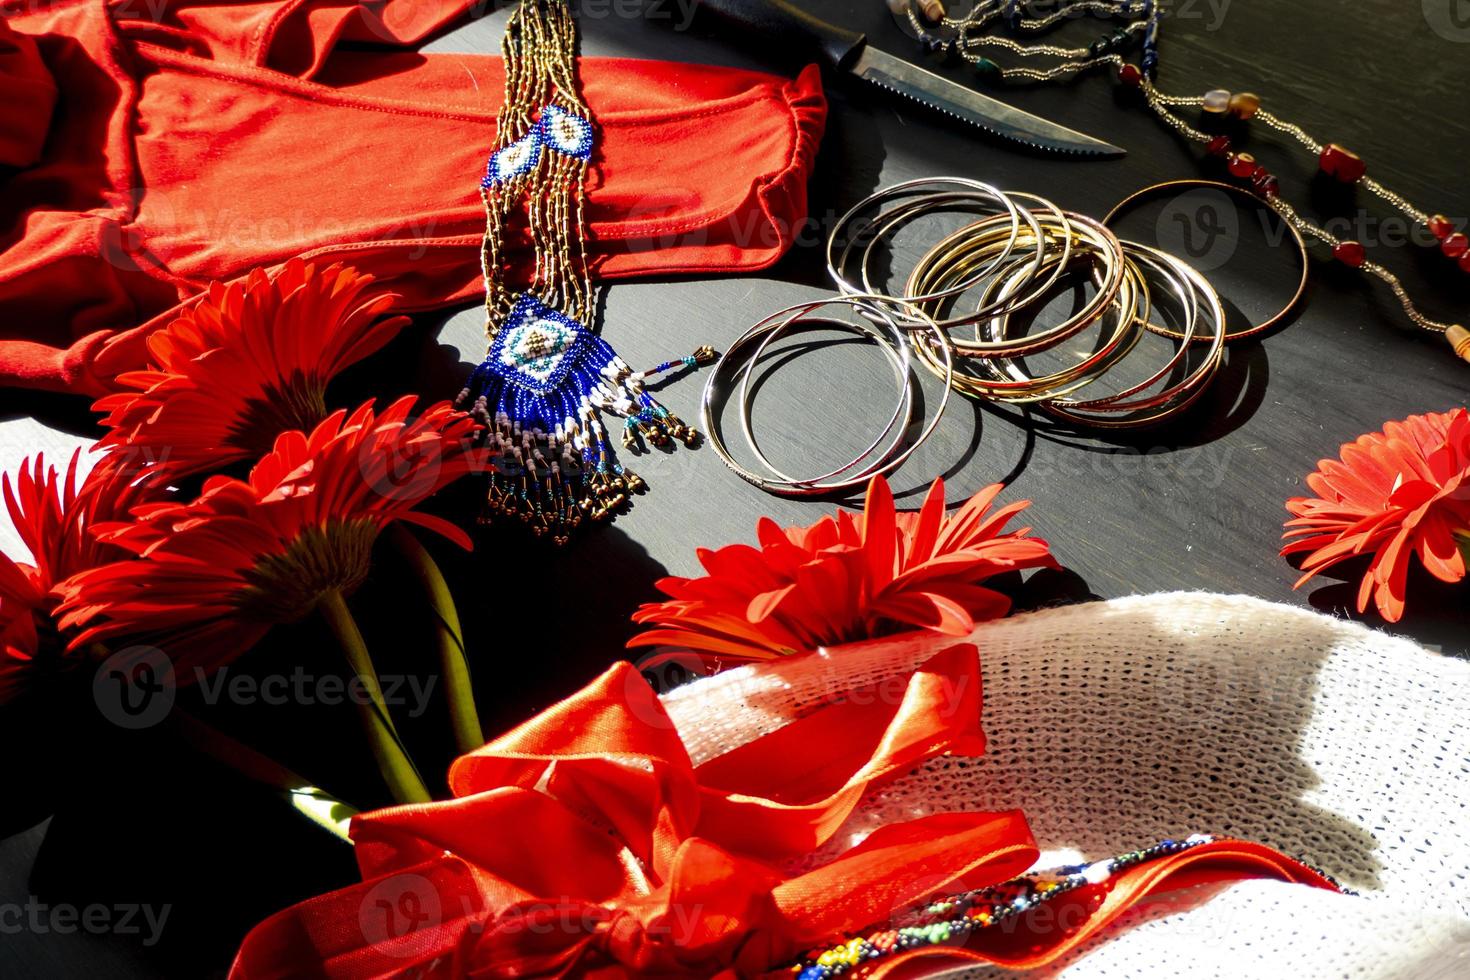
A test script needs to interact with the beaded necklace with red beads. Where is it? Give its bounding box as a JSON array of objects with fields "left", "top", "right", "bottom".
[{"left": 898, "top": 0, "right": 1470, "bottom": 364}]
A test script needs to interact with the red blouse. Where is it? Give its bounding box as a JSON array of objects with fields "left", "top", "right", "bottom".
[{"left": 0, "top": 0, "right": 826, "bottom": 394}]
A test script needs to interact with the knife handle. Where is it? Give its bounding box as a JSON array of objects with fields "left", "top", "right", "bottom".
[{"left": 690, "top": 0, "right": 867, "bottom": 70}]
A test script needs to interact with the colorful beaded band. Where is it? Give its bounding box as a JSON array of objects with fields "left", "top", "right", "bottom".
[{"left": 788, "top": 834, "right": 1350, "bottom": 978}]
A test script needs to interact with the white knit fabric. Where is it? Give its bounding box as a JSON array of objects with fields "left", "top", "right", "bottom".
[{"left": 659, "top": 593, "right": 1470, "bottom": 979}]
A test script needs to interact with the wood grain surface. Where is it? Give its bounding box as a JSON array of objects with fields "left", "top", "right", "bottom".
[{"left": 1, "top": 1, "right": 1466, "bottom": 975}]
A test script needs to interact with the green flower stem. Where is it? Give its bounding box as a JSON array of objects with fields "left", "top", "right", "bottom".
[
  {"left": 390, "top": 525, "right": 483, "bottom": 754},
  {"left": 318, "top": 589, "right": 432, "bottom": 805},
  {"left": 172, "top": 709, "right": 358, "bottom": 843}
]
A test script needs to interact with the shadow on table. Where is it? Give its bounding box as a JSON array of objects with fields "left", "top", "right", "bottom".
[
  {"left": 453, "top": 517, "right": 675, "bottom": 735},
  {"left": 0, "top": 387, "right": 102, "bottom": 440},
  {"left": 979, "top": 340, "right": 1271, "bottom": 455},
  {"left": 1303, "top": 564, "right": 1470, "bottom": 662}
]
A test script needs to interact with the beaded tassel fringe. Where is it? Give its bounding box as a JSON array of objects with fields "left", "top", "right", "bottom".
[
  {"left": 466, "top": 0, "right": 710, "bottom": 543},
  {"left": 457, "top": 295, "right": 713, "bottom": 543}
]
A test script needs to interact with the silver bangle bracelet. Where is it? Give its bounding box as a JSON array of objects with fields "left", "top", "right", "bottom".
[{"left": 701, "top": 295, "right": 954, "bottom": 496}]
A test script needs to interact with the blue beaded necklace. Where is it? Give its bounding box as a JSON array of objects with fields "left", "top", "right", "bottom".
[{"left": 458, "top": 1, "right": 711, "bottom": 544}]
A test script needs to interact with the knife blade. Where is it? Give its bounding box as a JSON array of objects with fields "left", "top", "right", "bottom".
[
  {"left": 849, "top": 46, "right": 1124, "bottom": 158},
  {"left": 686, "top": 0, "right": 1125, "bottom": 158}
]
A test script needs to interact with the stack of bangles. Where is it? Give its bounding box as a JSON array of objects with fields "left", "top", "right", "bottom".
[{"left": 702, "top": 176, "right": 1306, "bottom": 491}]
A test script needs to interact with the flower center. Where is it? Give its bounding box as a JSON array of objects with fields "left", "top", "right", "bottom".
[
  {"left": 225, "top": 374, "right": 330, "bottom": 456},
  {"left": 233, "top": 519, "right": 378, "bottom": 624}
]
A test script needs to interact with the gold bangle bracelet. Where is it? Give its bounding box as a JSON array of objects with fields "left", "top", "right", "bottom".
[
  {"left": 981, "top": 246, "right": 1184, "bottom": 409},
  {"left": 820, "top": 177, "right": 1263, "bottom": 430},
  {"left": 1102, "top": 179, "right": 1309, "bottom": 343},
  {"left": 1043, "top": 244, "right": 1228, "bottom": 428},
  {"left": 899, "top": 192, "right": 1078, "bottom": 328},
  {"left": 911, "top": 236, "right": 1146, "bottom": 403},
  {"left": 907, "top": 210, "right": 1129, "bottom": 359},
  {"left": 965, "top": 241, "right": 1148, "bottom": 402}
]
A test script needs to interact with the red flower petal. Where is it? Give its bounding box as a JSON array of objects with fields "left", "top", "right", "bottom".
[
  {"left": 1285, "top": 408, "right": 1470, "bottom": 621},
  {"left": 94, "top": 259, "right": 412, "bottom": 479},
  {"left": 904, "top": 477, "right": 946, "bottom": 569},
  {"left": 871, "top": 591, "right": 975, "bottom": 636},
  {"left": 56, "top": 400, "right": 488, "bottom": 675},
  {"left": 630, "top": 476, "right": 1054, "bottom": 662},
  {"left": 862, "top": 474, "right": 898, "bottom": 595}
]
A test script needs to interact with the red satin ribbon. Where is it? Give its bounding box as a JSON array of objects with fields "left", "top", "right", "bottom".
[
  {"left": 230, "top": 638, "right": 1344, "bottom": 979},
  {"left": 231, "top": 642, "right": 1042, "bottom": 978}
]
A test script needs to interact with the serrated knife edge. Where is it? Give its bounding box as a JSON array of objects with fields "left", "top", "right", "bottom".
[{"left": 852, "top": 47, "right": 1126, "bottom": 159}]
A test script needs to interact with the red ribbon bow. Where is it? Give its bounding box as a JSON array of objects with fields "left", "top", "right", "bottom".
[
  {"left": 232, "top": 635, "right": 1345, "bottom": 979},
  {"left": 230, "top": 641, "right": 1038, "bottom": 978}
]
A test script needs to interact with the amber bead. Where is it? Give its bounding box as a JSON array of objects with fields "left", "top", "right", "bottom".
[
  {"left": 1206, "top": 135, "right": 1232, "bottom": 157},
  {"left": 1227, "top": 152, "right": 1258, "bottom": 178},
  {"left": 1428, "top": 214, "right": 1454, "bottom": 240},
  {"left": 1332, "top": 241, "right": 1367, "bottom": 267},
  {"left": 1447, "top": 325, "right": 1470, "bottom": 363},
  {"left": 1202, "top": 89, "right": 1232, "bottom": 115},
  {"left": 1444, "top": 233, "right": 1470, "bottom": 259},
  {"left": 1119, "top": 63, "right": 1143, "bottom": 87},
  {"left": 1227, "top": 92, "right": 1261, "bottom": 119},
  {"left": 1319, "top": 143, "right": 1366, "bottom": 183},
  {"left": 915, "top": 0, "right": 946, "bottom": 23}
]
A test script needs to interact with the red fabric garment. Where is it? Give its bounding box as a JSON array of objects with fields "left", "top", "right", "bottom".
[
  {"left": 0, "top": 18, "right": 56, "bottom": 167},
  {"left": 0, "top": 0, "right": 826, "bottom": 395},
  {"left": 228, "top": 636, "right": 1343, "bottom": 979},
  {"left": 108, "top": 0, "right": 489, "bottom": 78}
]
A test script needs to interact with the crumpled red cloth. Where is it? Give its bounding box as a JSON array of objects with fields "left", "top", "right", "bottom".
[
  {"left": 228, "top": 634, "right": 1343, "bottom": 979},
  {"left": 230, "top": 643, "right": 1042, "bottom": 978},
  {"left": 0, "top": 18, "right": 55, "bottom": 169},
  {"left": 0, "top": 0, "right": 826, "bottom": 395}
]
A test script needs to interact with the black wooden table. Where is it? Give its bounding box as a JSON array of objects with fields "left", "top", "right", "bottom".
[{"left": 2, "top": 1, "right": 1467, "bottom": 976}]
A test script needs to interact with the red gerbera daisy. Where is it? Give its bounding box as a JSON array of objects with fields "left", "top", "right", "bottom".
[
  {"left": 0, "top": 452, "right": 161, "bottom": 701},
  {"left": 628, "top": 476, "right": 1056, "bottom": 668},
  {"left": 1283, "top": 407, "right": 1470, "bottom": 623},
  {"left": 56, "top": 397, "right": 489, "bottom": 673},
  {"left": 94, "top": 259, "right": 412, "bottom": 477}
]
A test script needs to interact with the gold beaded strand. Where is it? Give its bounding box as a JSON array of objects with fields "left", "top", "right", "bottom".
[{"left": 901, "top": 3, "right": 1469, "bottom": 363}]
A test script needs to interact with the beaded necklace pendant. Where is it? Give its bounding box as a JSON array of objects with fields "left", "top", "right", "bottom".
[
  {"left": 460, "top": 2, "right": 711, "bottom": 544},
  {"left": 458, "top": 293, "right": 711, "bottom": 542}
]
